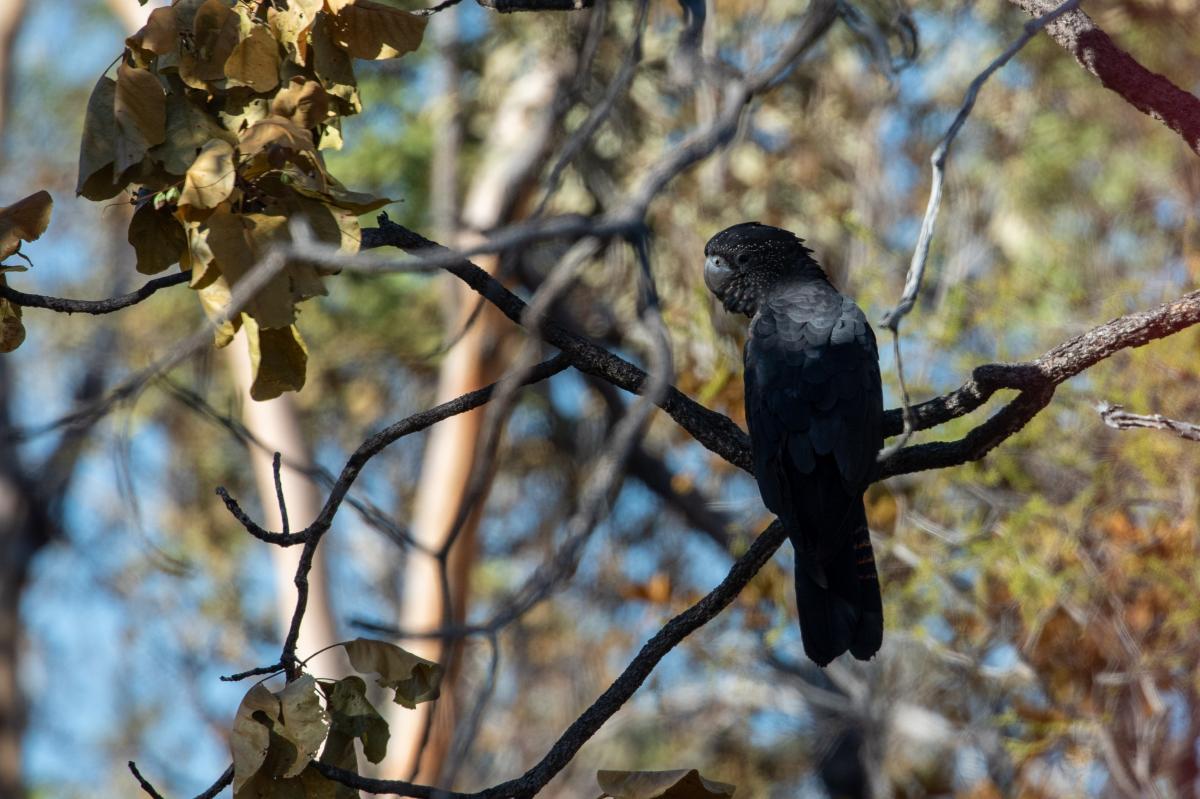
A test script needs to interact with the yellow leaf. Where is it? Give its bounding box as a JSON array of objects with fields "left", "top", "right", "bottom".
[
  {"left": 115, "top": 62, "right": 167, "bottom": 175},
  {"left": 270, "top": 77, "right": 330, "bottom": 128},
  {"left": 273, "top": 675, "right": 330, "bottom": 779},
  {"left": 596, "top": 769, "right": 737, "bottom": 799},
  {"left": 0, "top": 191, "right": 53, "bottom": 262},
  {"left": 183, "top": 218, "right": 220, "bottom": 288},
  {"left": 195, "top": 275, "right": 241, "bottom": 348},
  {"left": 224, "top": 25, "right": 280, "bottom": 93},
  {"left": 245, "top": 317, "right": 308, "bottom": 400},
  {"left": 230, "top": 684, "right": 279, "bottom": 794},
  {"left": 0, "top": 278, "right": 24, "bottom": 354},
  {"left": 179, "top": 138, "right": 236, "bottom": 212},
  {"left": 341, "top": 638, "right": 442, "bottom": 709},
  {"left": 129, "top": 202, "right": 186, "bottom": 274},
  {"left": 76, "top": 76, "right": 121, "bottom": 200},
  {"left": 327, "top": 0, "right": 427, "bottom": 60}
]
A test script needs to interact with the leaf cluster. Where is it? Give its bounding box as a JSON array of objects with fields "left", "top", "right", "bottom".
[{"left": 74, "top": 0, "right": 427, "bottom": 398}]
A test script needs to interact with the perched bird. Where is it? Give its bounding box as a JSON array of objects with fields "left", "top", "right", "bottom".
[{"left": 704, "top": 222, "right": 884, "bottom": 666}]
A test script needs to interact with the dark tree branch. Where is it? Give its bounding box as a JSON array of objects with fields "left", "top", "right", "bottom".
[
  {"left": 1010, "top": 0, "right": 1200, "bottom": 155},
  {"left": 0, "top": 271, "right": 190, "bottom": 314}
]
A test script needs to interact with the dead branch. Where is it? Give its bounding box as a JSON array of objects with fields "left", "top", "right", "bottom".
[{"left": 1097, "top": 402, "right": 1200, "bottom": 443}]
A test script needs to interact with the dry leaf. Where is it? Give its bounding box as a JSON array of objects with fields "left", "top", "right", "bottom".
[
  {"left": 152, "top": 86, "right": 236, "bottom": 176},
  {"left": 195, "top": 275, "right": 241, "bottom": 347},
  {"left": 129, "top": 202, "right": 186, "bottom": 274},
  {"left": 224, "top": 25, "right": 280, "bottom": 93},
  {"left": 0, "top": 279, "right": 24, "bottom": 354},
  {"left": 270, "top": 77, "right": 330, "bottom": 128},
  {"left": 245, "top": 316, "right": 308, "bottom": 400},
  {"left": 310, "top": 14, "right": 361, "bottom": 113},
  {"left": 267, "top": 1, "right": 321, "bottom": 66},
  {"left": 273, "top": 675, "right": 330, "bottom": 779},
  {"left": 181, "top": 0, "right": 240, "bottom": 88},
  {"left": 115, "top": 62, "right": 167, "bottom": 174},
  {"left": 126, "top": 6, "right": 179, "bottom": 59},
  {"left": 205, "top": 208, "right": 295, "bottom": 328},
  {"left": 341, "top": 638, "right": 443, "bottom": 709},
  {"left": 320, "top": 676, "right": 390, "bottom": 767},
  {"left": 230, "top": 684, "right": 279, "bottom": 793},
  {"left": 76, "top": 76, "right": 121, "bottom": 200},
  {"left": 327, "top": 0, "right": 427, "bottom": 60},
  {"left": 597, "top": 769, "right": 737, "bottom": 799},
  {"left": 238, "top": 115, "right": 316, "bottom": 160},
  {"left": 0, "top": 191, "right": 53, "bottom": 261},
  {"left": 178, "top": 138, "right": 236, "bottom": 212}
]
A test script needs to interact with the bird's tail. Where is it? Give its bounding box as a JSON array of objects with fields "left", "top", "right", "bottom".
[{"left": 791, "top": 504, "right": 883, "bottom": 667}]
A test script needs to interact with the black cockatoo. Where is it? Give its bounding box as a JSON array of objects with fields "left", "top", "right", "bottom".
[{"left": 704, "top": 222, "right": 884, "bottom": 666}]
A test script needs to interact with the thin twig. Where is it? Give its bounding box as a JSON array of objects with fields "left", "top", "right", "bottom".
[
  {"left": 272, "top": 451, "right": 290, "bottom": 536},
  {"left": 128, "top": 762, "right": 166, "bottom": 799},
  {"left": 1097, "top": 402, "right": 1200, "bottom": 442},
  {"left": 0, "top": 271, "right": 190, "bottom": 314}
]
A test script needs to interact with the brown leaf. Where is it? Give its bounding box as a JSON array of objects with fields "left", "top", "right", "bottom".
[
  {"left": 0, "top": 278, "right": 24, "bottom": 354},
  {"left": 151, "top": 84, "right": 236, "bottom": 176},
  {"left": 341, "top": 638, "right": 443, "bottom": 709},
  {"left": 267, "top": 1, "right": 321, "bottom": 66},
  {"left": 126, "top": 6, "right": 179, "bottom": 59},
  {"left": 273, "top": 675, "right": 329, "bottom": 779},
  {"left": 319, "top": 676, "right": 390, "bottom": 767},
  {"left": 0, "top": 191, "right": 53, "bottom": 262},
  {"left": 327, "top": 0, "right": 427, "bottom": 61},
  {"left": 230, "top": 683, "right": 279, "bottom": 793},
  {"left": 245, "top": 317, "right": 308, "bottom": 400},
  {"left": 270, "top": 77, "right": 330, "bottom": 129},
  {"left": 310, "top": 14, "right": 360, "bottom": 114},
  {"left": 597, "top": 769, "right": 737, "bottom": 799},
  {"left": 205, "top": 208, "right": 295, "bottom": 328},
  {"left": 128, "top": 202, "right": 186, "bottom": 274},
  {"left": 181, "top": 0, "right": 240, "bottom": 88},
  {"left": 115, "top": 62, "right": 167, "bottom": 175},
  {"left": 238, "top": 115, "right": 316, "bottom": 160},
  {"left": 178, "top": 138, "right": 237, "bottom": 212},
  {"left": 224, "top": 25, "right": 280, "bottom": 93},
  {"left": 76, "top": 76, "right": 121, "bottom": 200}
]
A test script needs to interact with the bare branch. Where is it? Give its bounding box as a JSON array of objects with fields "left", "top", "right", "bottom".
[
  {"left": 0, "top": 271, "right": 190, "bottom": 315},
  {"left": 1097, "top": 402, "right": 1200, "bottom": 443},
  {"left": 1010, "top": 0, "right": 1200, "bottom": 155}
]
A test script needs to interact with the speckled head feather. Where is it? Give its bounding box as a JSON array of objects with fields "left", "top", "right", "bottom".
[{"left": 703, "top": 222, "right": 825, "bottom": 316}]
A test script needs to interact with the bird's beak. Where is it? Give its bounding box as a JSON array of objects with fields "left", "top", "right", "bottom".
[{"left": 704, "top": 255, "right": 732, "bottom": 297}]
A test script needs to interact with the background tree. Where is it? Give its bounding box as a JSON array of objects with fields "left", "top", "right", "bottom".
[{"left": 2, "top": 0, "right": 1200, "bottom": 798}]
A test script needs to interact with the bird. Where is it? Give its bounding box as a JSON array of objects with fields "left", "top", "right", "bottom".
[{"left": 703, "top": 222, "right": 884, "bottom": 666}]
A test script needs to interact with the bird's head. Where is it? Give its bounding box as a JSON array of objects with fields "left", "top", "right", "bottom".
[{"left": 703, "top": 222, "right": 823, "bottom": 316}]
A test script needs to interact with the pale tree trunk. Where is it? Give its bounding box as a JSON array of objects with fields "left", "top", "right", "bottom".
[
  {"left": 0, "top": 0, "right": 26, "bottom": 149},
  {"left": 224, "top": 344, "right": 341, "bottom": 662},
  {"left": 384, "top": 52, "right": 569, "bottom": 785}
]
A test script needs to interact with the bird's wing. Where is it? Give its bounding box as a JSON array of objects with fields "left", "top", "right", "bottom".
[{"left": 744, "top": 283, "right": 883, "bottom": 558}]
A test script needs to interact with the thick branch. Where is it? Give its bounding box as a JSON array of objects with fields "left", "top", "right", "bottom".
[{"left": 1010, "top": 0, "right": 1200, "bottom": 155}]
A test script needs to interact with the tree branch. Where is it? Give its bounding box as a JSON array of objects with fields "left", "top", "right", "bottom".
[
  {"left": 1010, "top": 0, "right": 1200, "bottom": 155},
  {"left": 0, "top": 271, "right": 190, "bottom": 314},
  {"left": 1097, "top": 402, "right": 1200, "bottom": 443}
]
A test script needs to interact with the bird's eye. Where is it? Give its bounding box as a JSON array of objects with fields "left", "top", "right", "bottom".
[{"left": 736, "top": 253, "right": 750, "bottom": 266}]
